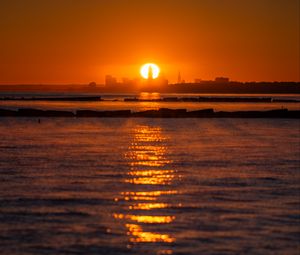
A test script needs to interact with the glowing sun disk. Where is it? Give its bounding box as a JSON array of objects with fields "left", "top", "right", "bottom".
[{"left": 140, "top": 63, "right": 160, "bottom": 79}]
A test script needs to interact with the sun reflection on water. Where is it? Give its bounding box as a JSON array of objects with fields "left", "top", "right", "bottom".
[
  {"left": 114, "top": 125, "right": 179, "bottom": 253},
  {"left": 126, "top": 224, "right": 175, "bottom": 243},
  {"left": 129, "top": 203, "right": 168, "bottom": 210}
]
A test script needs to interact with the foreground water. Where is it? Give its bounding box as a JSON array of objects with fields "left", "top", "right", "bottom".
[{"left": 0, "top": 118, "right": 299, "bottom": 254}]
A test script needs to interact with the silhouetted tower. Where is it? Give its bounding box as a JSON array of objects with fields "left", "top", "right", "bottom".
[
  {"left": 148, "top": 65, "right": 153, "bottom": 81},
  {"left": 177, "top": 71, "right": 182, "bottom": 84}
]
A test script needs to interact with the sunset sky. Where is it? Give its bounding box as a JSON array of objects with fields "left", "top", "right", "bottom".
[{"left": 0, "top": 0, "right": 299, "bottom": 84}]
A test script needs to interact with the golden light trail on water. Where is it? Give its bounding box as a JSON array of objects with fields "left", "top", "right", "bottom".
[{"left": 113, "top": 125, "right": 180, "bottom": 253}]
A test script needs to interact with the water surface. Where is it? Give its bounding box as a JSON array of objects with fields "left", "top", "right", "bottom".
[{"left": 0, "top": 118, "right": 299, "bottom": 254}]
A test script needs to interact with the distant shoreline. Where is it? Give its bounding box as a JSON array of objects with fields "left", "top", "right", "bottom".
[
  {"left": 1, "top": 108, "right": 299, "bottom": 119},
  {"left": 0, "top": 81, "right": 299, "bottom": 94},
  {"left": 1, "top": 96, "right": 299, "bottom": 103}
]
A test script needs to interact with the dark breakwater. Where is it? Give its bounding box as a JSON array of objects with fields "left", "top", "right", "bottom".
[{"left": 0, "top": 108, "right": 299, "bottom": 118}]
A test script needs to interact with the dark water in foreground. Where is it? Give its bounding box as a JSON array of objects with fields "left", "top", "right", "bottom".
[{"left": 0, "top": 118, "right": 299, "bottom": 254}]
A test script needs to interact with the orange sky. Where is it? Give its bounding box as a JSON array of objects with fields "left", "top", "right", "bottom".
[{"left": 0, "top": 0, "right": 299, "bottom": 84}]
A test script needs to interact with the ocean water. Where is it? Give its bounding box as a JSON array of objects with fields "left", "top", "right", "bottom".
[{"left": 0, "top": 118, "right": 299, "bottom": 255}]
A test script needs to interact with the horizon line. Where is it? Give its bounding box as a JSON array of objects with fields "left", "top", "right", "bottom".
[{"left": 0, "top": 81, "right": 300, "bottom": 86}]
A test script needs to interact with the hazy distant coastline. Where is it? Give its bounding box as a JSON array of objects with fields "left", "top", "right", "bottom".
[
  {"left": 0, "top": 95, "right": 299, "bottom": 103},
  {"left": 0, "top": 81, "right": 299, "bottom": 94}
]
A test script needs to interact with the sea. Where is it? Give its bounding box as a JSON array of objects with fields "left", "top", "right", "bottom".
[{"left": 0, "top": 93, "right": 299, "bottom": 255}]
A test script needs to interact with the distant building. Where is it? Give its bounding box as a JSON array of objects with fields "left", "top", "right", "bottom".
[
  {"left": 122, "top": 77, "right": 139, "bottom": 87},
  {"left": 122, "top": 77, "right": 131, "bottom": 84},
  {"left": 105, "top": 75, "right": 117, "bottom": 86},
  {"left": 178, "top": 72, "right": 182, "bottom": 83},
  {"left": 88, "top": 82, "right": 97, "bottom": 88},
  {"left": 159, "top": 76, "right": 169, "bottom": 86},
  {"left": 148, "top": 66, "right": 153, "bottom": 80},
  {"left": 215, "top": 77, "right": 229, "bottom": 83}
]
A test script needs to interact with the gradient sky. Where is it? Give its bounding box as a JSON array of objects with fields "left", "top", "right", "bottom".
[{"left": 0, "top": 0, "right": 299, "bottom": 84}]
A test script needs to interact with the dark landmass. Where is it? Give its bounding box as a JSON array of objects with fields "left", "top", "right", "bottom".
[
  {"left": 0, "top": 108, "right": 299, "bottom": 118},
  {"left": 1, "top": 95, "right": 299, "bottom": 103},
  {"left": 0, "top": 81, "right": 299, "bottom": 94},
  {"left": 0, "top": 96, "right": 102, "bottom": 101},
  {"left": 124, "top": 96, "right": 299, "bottom": 103},
  {"left": 167, "top": 82, "right": 300, "bottom": 94}
]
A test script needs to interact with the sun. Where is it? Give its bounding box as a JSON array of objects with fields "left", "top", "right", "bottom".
[{"left": 140, "top": 63, "right": 160, "bottom": 79}]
